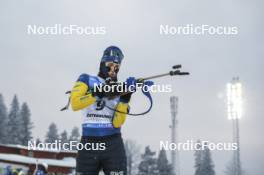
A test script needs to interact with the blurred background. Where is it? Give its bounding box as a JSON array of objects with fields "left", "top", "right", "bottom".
[{"left": 0, "top": 0, "right": 263, "bottom": 174}]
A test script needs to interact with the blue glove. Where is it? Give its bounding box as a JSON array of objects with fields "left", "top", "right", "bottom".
[
  {"left": 142, "top": 80, "right": 154, "bottom": 96},
  {"left": 125, "top": 77, "right": 137, "bottom": 92},
  {"left": 143, "top": 80, "right": 154, "bottom": 91},
  {"left": 144, "top": 80, "right": 154, "bottom": 87}
]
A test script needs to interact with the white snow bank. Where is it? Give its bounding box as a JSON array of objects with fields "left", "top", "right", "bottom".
[{"left": 0, "top": 153, "right": 76, "bottom": 168}]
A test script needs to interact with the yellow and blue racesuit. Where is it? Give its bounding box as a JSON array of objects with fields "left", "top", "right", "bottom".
[
  {"left": 72, "top": 73, "right": 131, "bottom": 174},
  {"left": 71, "top": 73, "right": 130, "bottom": 136},
  {"left": 74, "top": 46, "right": 130, "bottom": 175}
]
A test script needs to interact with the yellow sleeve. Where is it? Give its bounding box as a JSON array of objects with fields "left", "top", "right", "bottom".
[
  {"left": 112, "top": 102, "right": 129, "bottom": 128},
  {"left": 70, "top": 81, "right": 96, "bottom": 111}
]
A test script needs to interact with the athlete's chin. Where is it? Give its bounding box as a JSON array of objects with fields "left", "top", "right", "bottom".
[{"left": 108, "top": 73, "right": 117, "bottom": 79}]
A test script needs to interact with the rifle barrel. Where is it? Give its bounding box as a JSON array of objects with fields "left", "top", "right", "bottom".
[{"left": 141, "top": 72, "right": 170, "bottom": 81}]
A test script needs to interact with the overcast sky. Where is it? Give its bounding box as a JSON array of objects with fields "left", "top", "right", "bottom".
[{"left": 0, "top": 0, "right": 263, "bottom": 174}]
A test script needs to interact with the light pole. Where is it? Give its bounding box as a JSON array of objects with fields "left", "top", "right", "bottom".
[
  {"left": 226, "top": 77, "right": 242, "bottom": 175},
  {"left": 170, "top": 96, "right": 179, "bottom": 175}
]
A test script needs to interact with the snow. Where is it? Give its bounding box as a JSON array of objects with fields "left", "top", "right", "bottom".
[
  {"left": 0, "top": 143, "right": 77, "bottom": 153},
  {"left": 0, "top": 153, "right": 76, "bottom": 168}
]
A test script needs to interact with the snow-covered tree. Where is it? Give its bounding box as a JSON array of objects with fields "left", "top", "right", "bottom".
[
  {"left": 69, "top": 127, "right": 80, "bottom": 142},
  {"left": 60, "top": 130, "right": 69, "bottom": 150},
  {"left": 224, "top": 160, "right": 236, "bottom": 175},
  {"left": 224, "top": 156, "right": 243, "bottom": 175},
  {"left": 157, "top": 149, "right": 174, "bottom": 175},
  {"left": 20, "top": 102, "right": 33, "bottom": 145},
  {"left": 125, "top": 139, "right": 141, "bottom": 175},
  {"left": 35, "top": 138, "right": 42, "bottom": 145},
  {"left": 0, "top": 94, "right": 8, "bottom": 144},
  {"left": 194, "top": 140, "right": 203, "bottom": 175},
  {"left": 138, "top": 146, "right": 158, "bottom": 175},
  {"left": 7, "top": 95, "right": 22, "bottom": 144},
  {"left": 200, "top": 145, "right": 215, "bottom": 175},
  {"left": 60, "top": 130, "right": 69, "bottom": 143},
  {"left": 45, "top": 123, "right": 59, "bottom": 143}
]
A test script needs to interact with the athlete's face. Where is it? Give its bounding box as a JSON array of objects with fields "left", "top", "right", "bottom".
[{"left": 106, "top": 62, "right": 120, "bottom": 78}]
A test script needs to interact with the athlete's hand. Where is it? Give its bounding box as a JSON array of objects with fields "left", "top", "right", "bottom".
[
  {"left": 120, "top": 92, "right": 133, "bottom": 103},
  {"left": 125, "top": 77, "right": 137, "bottom": 92},
  {"left": 92, "top": 89, "right": 105, "bottom": 98},
  {"left": 142, "top": 80, "right": 154, "bottom": 95},
  {"left": 143, "top": 80, "right": 154, "bottom": 88}
]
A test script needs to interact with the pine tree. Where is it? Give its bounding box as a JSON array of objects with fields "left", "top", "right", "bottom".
[
  {"left": 224, "top": 160, "right": 235, "bottom": 175},
  {"left": 60, "top": 130, "right": 69, "bottom": 143},
  {"left": 125, "top": 139, "right": 141, "bottom": 175},
  {"left": 138, "top": 146, "right": 158, "bottom": 175},
  {"left": 0, "top": 94, "right": 8, "bottom": 144},
  {"left": 45, "top": 123, "right": 59, "bottom": 143},
  {"left": 60, "top": 130, "right": 69, "bottom": 150},
  {"left": 7, "top": 95, "right": 22, "bottom": 144},
  {"left": 194, "top": 140, "right": 203, "bottom": 175},
  {"left": 69, "top": 127, "right": 80, "bottom": 142},
  {"left": 20, "top": 103, "right": 33, "bottom": 145},
  {"left": 157, "top": 149, "right": 174, "bottom": 175},
  {"left": 35, "top": 138, "right": 41, "bottom": 145},
  {"left": 200, "top": 146, "right": 215, "bottom": 175}
]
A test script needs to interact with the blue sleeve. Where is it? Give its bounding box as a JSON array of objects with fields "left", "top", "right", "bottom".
[{"left": 77, "top": 74, "right": 90, "bottom": 86}]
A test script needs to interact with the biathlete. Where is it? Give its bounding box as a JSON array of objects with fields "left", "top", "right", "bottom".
[{"left": 70, "top": 46, "right": 153, "bottom": 175}]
